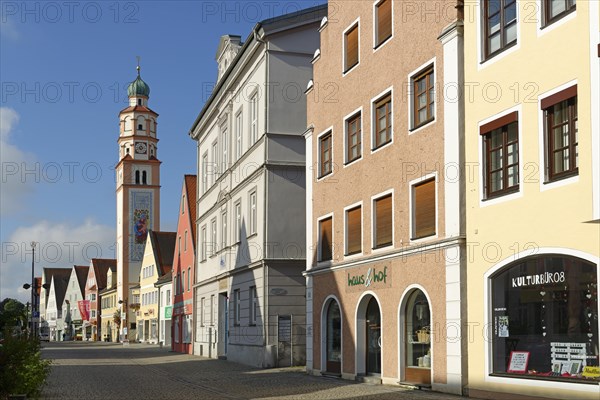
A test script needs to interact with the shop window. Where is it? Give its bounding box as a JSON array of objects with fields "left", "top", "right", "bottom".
[
  {"left": 405, "top": 290, "right": 432, "bottom": 384},
  {"left": 326, "top": 300, "right": 341, "bottom": 374},
  {"left": 490, "top": 255, "right": 598, "bottom": 382}
]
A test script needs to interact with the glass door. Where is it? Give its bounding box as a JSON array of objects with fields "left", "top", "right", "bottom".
[
  {"left": 405, "top": 290, "right": 431, "bottom": 384},
  {"left": 326, "top": 301, "right": 341, "bottom": 373},
  {"left": 366, "top": 297, "right": 381, "bottom": 374}
]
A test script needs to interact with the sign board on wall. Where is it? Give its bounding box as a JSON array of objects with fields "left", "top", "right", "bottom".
[{"left": 346, "top": 264, "right": 391, "bottom": 292}]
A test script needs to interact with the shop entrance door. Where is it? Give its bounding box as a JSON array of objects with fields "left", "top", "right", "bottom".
[
  {"left": 326, "top": 301, "right": 341, "bottom": 374},
  {"left": 404, "top": 290, "right": 431, "bottom": 385},
  {"left": 366, "top": 297, "right": 381, "bottom": 375}
]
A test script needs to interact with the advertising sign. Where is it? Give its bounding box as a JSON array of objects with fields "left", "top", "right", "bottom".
[{"left": 77, "top": 300, "right": 90, "bottom": 321}]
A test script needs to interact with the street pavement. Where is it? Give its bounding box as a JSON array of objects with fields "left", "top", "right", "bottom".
[{"left": 41, "top": 342, "right": 468, "bottom": 400}]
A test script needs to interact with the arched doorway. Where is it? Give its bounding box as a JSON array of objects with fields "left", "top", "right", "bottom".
[
  {"left": 323, "top": 299, "right": 342, "bottom": 374},
  {"left": 357, "top": 294, "right": 382, "bottom": 376},
  {"left": 403, "top": 289, "right": 431, "bottom": 384}
]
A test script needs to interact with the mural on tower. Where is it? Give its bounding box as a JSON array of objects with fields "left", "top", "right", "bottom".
[{"left": 130, "top": 191, "right": 153, "bottom": 261}]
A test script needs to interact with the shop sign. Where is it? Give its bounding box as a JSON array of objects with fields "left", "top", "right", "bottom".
[
  {"left": 164, "top": 306, "right": 172, "bottom": 319},
  {"left": 348, "top": 266, "right": 388, "bottom": 288},
  {"left": 582, "top": 366, "right": 600, "bottom": 378},
  {"left": 511, "top": 271, "right": 565, "bottom": 288}
]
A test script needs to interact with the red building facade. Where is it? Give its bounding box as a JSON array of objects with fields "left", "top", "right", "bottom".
[
  {"left": 172, "top": 175, "right": 196, "bottom": 354},
  {"left": 84, "top": 258, "right": 116, "bottom": 341}
]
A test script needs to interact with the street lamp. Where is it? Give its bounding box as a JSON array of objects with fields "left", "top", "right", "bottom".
[{"left": 21, "top": 242, "right": 36, "bottom": 338}]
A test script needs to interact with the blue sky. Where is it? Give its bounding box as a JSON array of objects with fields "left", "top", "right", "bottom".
[{"left": 0, "top": 0, "right": 325, "bottom": 302}]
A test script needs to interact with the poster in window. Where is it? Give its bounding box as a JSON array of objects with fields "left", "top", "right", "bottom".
[
  {"left": 497, "top": 316, "right": 509, "bottom": 337},
  {"left": 507, "top": 351, "right": 530, "bottom": 373}
]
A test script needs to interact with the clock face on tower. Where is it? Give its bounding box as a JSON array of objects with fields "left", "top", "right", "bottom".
[{"left": 134, "top": 142, "right": 147, "bottom": 154}]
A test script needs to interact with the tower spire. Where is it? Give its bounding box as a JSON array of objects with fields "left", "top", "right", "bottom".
[{"left": 136, "top": 56, "right": 141, "bottom": 76}]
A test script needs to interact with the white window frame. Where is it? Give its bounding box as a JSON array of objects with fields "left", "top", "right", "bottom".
[
  {"left": 343, "top": 201, "right": 364, "bottom": 258},
  {"left": 250, "top": 286, "right": 258, "bottom": 325},
  {"left": 235, "top": 201, "right": 242, "bottom": 243},
  {"left": 235, "top": 111, "right": 243, "bottom": 160},
  {"left": 221, "top": 125, "right": 229, "bottom": 173},
  {"left": 249, "top": 191, "right": 257, "bottom": 236},
  {"left": 200, "top": 297, "right": 205, "bottom": 327},
  {"left": 250, "top": 93, "right": 258, "bottom": 146},
  {"left": 342, "top": 17, "right": 360, "bottom": 77},
  {"left": 211, "top": 218, "right": 217, "bottom": 256},
  {"left": 184, "top": 230, "right": 188, "bottom": 252},
  {"left": 476, "top": 0, "right": 521, "bottom": 69},
  {"left": 233, "top": 289, "right": 241, "bottom": 325},
  {"left": 407, "top": 58, "right": 437, "bottom": 134},
  {"left": 200, "top": 225, "right": 207, "bottom": 261},
  {"left": 221, "top": 210, "right": 228, "bottom": 250},
  {"left": 317, "top": 212, "right": 334, "bottom": 264},
  {"left": 372, "top": 0, "right": 394, "bottom": 52},
  {"left": 370, "top": 86, "right": 394, "bottom": 154},
  {"left": 371, "top": 189, "right": 394, "bottom": 252},
  {"left": 316, "top": 126, "right": 334, "bottom": 181},
  {"left": 202, "top": 152, "right": 208, "bottom": 194},
  {"left": 210, "top": 294, "right": 215, "bottom": 325},
  {"left": 408, "top": 172, "right": 439, "bottom": 243},
  {"left": 211, "top": 141, "right": 219, "bottom": 181},
  {"left": 343, "top": 107, "right": 363, "bottom": 167}
]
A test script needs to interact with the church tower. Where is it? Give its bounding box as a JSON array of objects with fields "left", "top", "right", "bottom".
[{"left": 116, "top": 63, "right": 160, "bottom": 339}]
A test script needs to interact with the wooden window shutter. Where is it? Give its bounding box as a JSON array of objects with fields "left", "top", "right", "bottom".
[
  {"left": 346, "top": 207, "right": 361, "bottom": 255},
  {"left": 377, "top": 0, "right": 392, "bottom": 45},
  {"left": 414, "top": 180, "right": 436, "bottom": 238},
  {"left": 346, "top": 25, "right": 359, "bottom": 71},
  {"left": 320, "top": 217, "right": 333, "bottom": 261},
  {"left": 375, "top": 195, "right": 392, "bottom": 248}
]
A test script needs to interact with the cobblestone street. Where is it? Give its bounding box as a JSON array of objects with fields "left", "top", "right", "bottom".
[{"left": 42, "top": 342, "right": 468, "bottom": 399}]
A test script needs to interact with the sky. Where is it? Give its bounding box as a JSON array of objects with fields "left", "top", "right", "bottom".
[{"left": 0, "top": 0, "right": 326, "bottom": 303}]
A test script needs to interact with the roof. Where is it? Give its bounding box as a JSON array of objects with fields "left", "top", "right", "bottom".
[
  {"left": 189, "top": 4, "right": 327, "bottom": 137},
  {"left": 74, "top": 266, "right": 89, "bottom": 296},
  {"left": 91, "top": 259, "right": 116, "bottom": 290},
  {"left": 184, "top": 175, "right": 197, "bottom": 245},
  {"left": 119, "top": 104, "right": 158, "bottom": 116},
  {"left": 42, "top": 268, "right": 71, "bottom": 303},
  {"left": 155, "top": 271, "right": 172, "bottom": 287},
  {"left": 127, "top": 69, "right": 150, "bottom": 97},
  {"left": 51, "top": 269, "right": 72, "bottom": 310},
  {"left": 149, "top": 231, "right": 176, "bottom": 275}
]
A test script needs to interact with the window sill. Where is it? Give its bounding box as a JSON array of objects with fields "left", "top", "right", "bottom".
[
  {"left": 343, "top": 62, "right": 359, "bottom": 76},
  {"left": 410, "top": 118, "right": 435, "bottom": 133},
  {"left": 482, "top": 186, "right": 520, "bottom": 202},
  {"left": 489, "top": 372, "right": 598, "bottom": 385},
  {"left": 247, "top": 233, "right": 258, "bottom": 240},
  {"left": 481, "top": 41, "right": 518, "bottom": 64},
  {"left": 541, "top": 7, "right": 576, "bottom": 29},
  {"left": 344, "top": 156, "right": 362, "bottom": 167},
  {"left": 410, "top": 234, "right": 436, "bottom": 242},
  {"left": 318, "top": 171, "right": 333, "bottom": 180},
  {"left": 373, "top": 243, "right": 393, "bottom": 251},
  {"left": 373, "top": 35, "right": 392, "bottom": 52},
  {"left": 546, "top": 170, "right": 578, "bottom": 184},
  {"left": 371, "top": 140, "right": 392, "bottom": 154}
]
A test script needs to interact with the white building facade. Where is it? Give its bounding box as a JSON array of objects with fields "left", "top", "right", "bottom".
[{"left": 190, "top": 5, "right": 326, "bottom": 368}]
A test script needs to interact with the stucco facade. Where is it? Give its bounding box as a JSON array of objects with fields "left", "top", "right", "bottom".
[
  {"left": 305, "top": 0, "right": 466, "bottom": 395},
  {"left": 463, "top": 1, "right": 600, "bottom": 399}
]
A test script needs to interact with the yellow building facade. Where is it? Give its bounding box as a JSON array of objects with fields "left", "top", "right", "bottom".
[
  {"left": 464, "top": 1, "right": 600, "bottom": 399},
  {"left": 100, "top": 268, "right": 118, "bottom": 342}
]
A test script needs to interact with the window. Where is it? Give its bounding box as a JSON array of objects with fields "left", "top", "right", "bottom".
[
  {"left": 202, "top": 152, "right": 208, "bottom": 193},
  {"left": 187, "top": 267, "right": 190, "bottom": 292},
  {"left": 166, "top": 289, "right": 171, "bottom": 306},
  {"left": 345, "top": 206, "right": 362, "bottom": 256},
  {"left": 543, "top": 0, "right": 576, "bottom": 26},
  {"left": 235, "top": 202, "right": 242, "bottom": 243},
  {"left": 373, "top": 93, "right": 392, "bottom": 149},
  {"left": 200, "top": 297, "right": 206, "bottom": 327},
  {"left": 483, "top": 0, "right": 517, "bottom": 59},
  {"left": 249, "top": 192, "right": 257, "bottom": 235},
  {"left": 346, "top": 113, "right": 361, "bottom": 163},
  {"left": 319, "top": 132, "right": 332, "bottom": 177},
  {"left": 91, "top": 310, "right": 96, "bottom": 318},
  {"left": 178, "top": 236, "right": 181, "bottom": 255},
  {"left": 135, "top": 170, "right": 140, "bottom": 185},
  {"left": 543, "top": 86, "right": 578, "bottom": 182},
  {"left": 221, "top": 126, "right": 228, "bottom": 173},
  {"left": 250, "top": 94, "right": 258, "bottom": 145},
  {"left": 221, "top": 211, "right": 228, "bottom": 249},
  {"left": 210, "top": 294, "right": 214, "bottom": 325},
  {"left": 233, "top": 289, "right": 241, "bottom": 325},
  {"left": 344, "top": 23, "right": 359, "bottom": 73},
  {"left": 375, "top": 0, "right": 392, "bottom": 47},
  {"left": 142, "top": 171, "right": 147, "bottom": 185},
  {"left": 211, "top": 219, "right": 217, "bottom": 255},
  {"left": 182, "top": 272, "right": 185, "bottom": 294},
  {"left": 212, "top": 142, "right": 219, "bottom": 181},
  {"left": 181, "top": 194, "right": 185, "bottom": 214},
  {"left": 201, "top": 225, "right": 207, "bottom": 261},
  {"left": 412, "top": 179, "right": 436, "bottom": 239},
  {"left": 235, "top": 112, "right": 243, "bottom": 160},
  {"left": 249, "top": 286, "right": 258, "bottom": 325},
  {"left": 373, "top": 194, "right": 392, "bottom": 248},
  {"left": 490, "top": 255, "right": 598, "bottom": 383},
  {"left": 481, "top": 112, "right": 519, "bottom": 198},
  {"left": 184, "top": 230, "right": 188, "bottom": 252},
  {"left": 412, "top": 67, "right": 435, "bottom": 128},
  {"left": 319, "top": 216, "right": 333, "bottom": 262}
]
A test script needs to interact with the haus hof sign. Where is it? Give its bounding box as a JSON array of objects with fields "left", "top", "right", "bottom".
[{"left": 346, "top": 264, "right": 391, "bottom": 292}]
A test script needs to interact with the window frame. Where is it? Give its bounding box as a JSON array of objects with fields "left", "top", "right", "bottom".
[
  {"left": 482, "top": 0, "right": 518, "bottom": 61},
  {"left": 200, "top": 225, "right": 207, "bottom": 261},
  {"left": 344, "top": 202, "right": 363, "bottom": 257},
  {"left": 200, "top": 297, "right": 205, "bottom": 327},
  {"left": 542, "top": 0, "right": 576, "bottom": 27},
  {"left": 342, "top": 18, "right": 360, "bottom": 75},
  {"left": 373, "top": 0, "right": 393, "bottom": 50},
  {"left": 318, "top": 130, "right": 333, "bottom": 178},
  {"left": 202, "top": 152, "right": 209, "bottom": 194},
  {"left": 481, "top": 113, "right": 520, "bottom": 199},
  {"left": 318, "top": 213, "right": 334, "bottom": 262},
  {"left": 250, "top": 92, "right": 258, "bottom": 146},
  {"left": 249, "top": 190, "right": 257, "bottom": 236},
  {"left": 410, "top": 66, "right": 435, "bottom": 130},
  {"left": 210, "top": 218, "right": 217, "bottom": 256},
  {"left": 211, "top": 141, "right": 219, "bottom": 181},
  {"left": 233, "top": 289, "right": 241, "bottom": 326},
  {"left": 249, "top": 286, "right": 258, "bottom": 326},
  {"left": 371, "top": 191, "right": 394, "bottom": 250},
  {"left": 235, "top": 111, "right": 243, "bottom": 160},
  {"left": 409, "top": 175, "right": 438, "bottom": 242},
  {"left": 344, "top": 109, "right": 362, "bottom": 165},
  {"left": 221, "top": 124, "right": 229, "bottom": 174},
  {"left": 234, "top": 200, "right": 242, "bottom": 243},
  {"left": 371, "top": 88, "right": 393, "bottom": 152}
]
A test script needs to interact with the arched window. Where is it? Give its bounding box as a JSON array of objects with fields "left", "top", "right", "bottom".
[
  {"left": 142, "top": 171, "right": 147, "bottom": 185},
  {"left": 137, "top": 99, "right": 142, "bottom": 105},
  {"left": 135, "top": 170, "right": 140, "bottom": 184},
  {"left": 325, "top": 300, "right": 341, "bottom": 374},
  {"left": 490, "top": 255, "right": 598, "bottom": 382}
]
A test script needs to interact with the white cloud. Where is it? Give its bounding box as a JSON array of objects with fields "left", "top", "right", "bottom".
[
  {"left": 0, "top": 107, "right": 35, "bottom": 216},
  {"left": 0, "top": 219, "right": 115, "bottom": 303}
]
